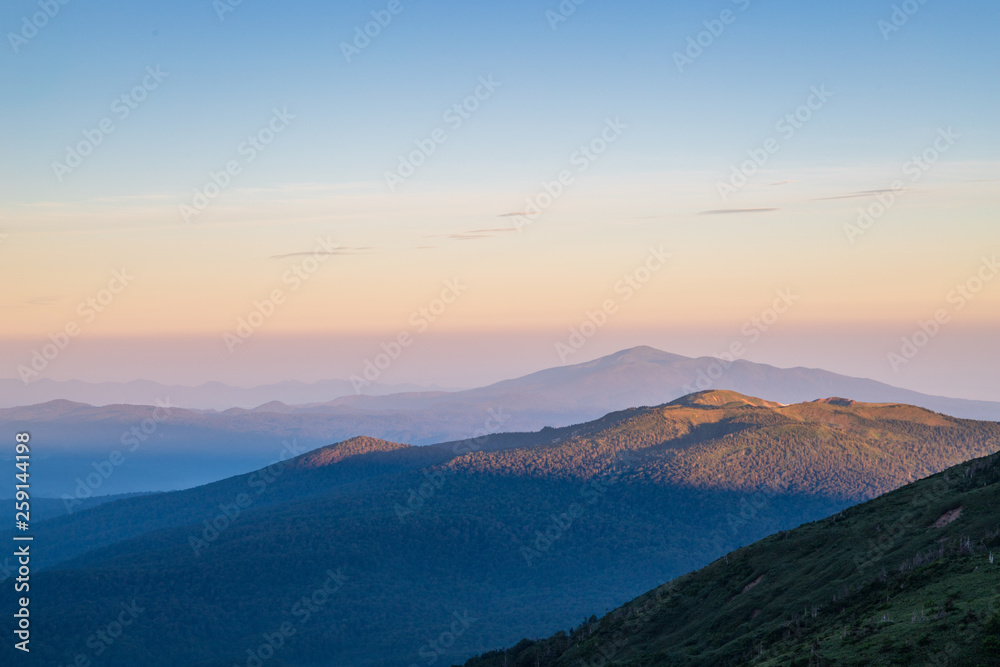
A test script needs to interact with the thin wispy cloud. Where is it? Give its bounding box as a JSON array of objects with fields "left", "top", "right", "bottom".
[
  {"left": 448, "top": 228, "right": 518, "bottom": 241},
  {"left": 24, "top": 297, "right": 59, "bottom": 306},
  {"left": 698, "top": 208, "right": 781, "bottom": 215},
  {"left": 92, "top": 193, "right": 174, "bottom": 203},
  {"left": 238, "top": 181, "right": 379, "bottom": 196},
  {"left": 815, "top": 189, "right": 907, "bottom": 201},
  {"left": 422, "top": 227, "right": 519, "bottom": 241},
  {"left": 270, "top": 246, "right": 372, "bottom": 260}
]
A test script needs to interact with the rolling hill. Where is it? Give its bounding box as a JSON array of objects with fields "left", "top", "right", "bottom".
[{"left": 3, "top": 391, "right": 999, "bottom": 666}]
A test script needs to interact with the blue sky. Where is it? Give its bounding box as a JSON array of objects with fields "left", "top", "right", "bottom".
[
  {"left": 1, "top": 0, "right": 998, "bottom": 400},
  {"left": 3, "top": 0, "right": 997, "bottom": 199}
]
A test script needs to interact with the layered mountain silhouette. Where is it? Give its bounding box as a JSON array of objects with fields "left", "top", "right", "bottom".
[
  {"left": 5, "top": 391, "right": 999, "bottom": 666},
  {"left": 4, "top": 347, "right": 999, "bottom": 494},
  {"left": 0, "top": 377, "right": 436, "bottom": 410},
  {"left": 320, "top": 346, "right": 1000, "bottom": 421}
]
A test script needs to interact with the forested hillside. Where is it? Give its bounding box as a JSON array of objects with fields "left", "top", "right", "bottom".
[
  {"left": 4, "top": 392, "right": 998, "bottom": 666},
  {"left": 462, "top": 449, "right": 1000, "bottom": 666}
]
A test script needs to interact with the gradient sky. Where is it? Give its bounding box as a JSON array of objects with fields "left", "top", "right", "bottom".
[{"left": 1, "top": 0, "right": 998, "bottom": 399}]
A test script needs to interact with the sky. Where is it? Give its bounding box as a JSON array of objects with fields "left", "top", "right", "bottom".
[{"left": 1, "top": 0, "right": 998, "bottom": 400}]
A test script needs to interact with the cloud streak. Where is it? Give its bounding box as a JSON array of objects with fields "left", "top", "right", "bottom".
[
  {"left": 698, "top": 208, "right": 781, "bottom": 215},
  {"left": 815, "top": 189, "right": 908, "bottom": 201},
  {"left": 270, "top": 247, "right": 372, "bottom": 260},
  {"left": 422, "top": 227, "right": 519, "bottom": 241},
  {"left": 447, "top": 227, "right": 518, "bottom": 241}
]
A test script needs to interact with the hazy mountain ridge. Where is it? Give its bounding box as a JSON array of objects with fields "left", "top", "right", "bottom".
[
  {"left": 0, "top": 377, "right": 441, "bottom": 410},
  {"left": 5, "top": 347, "right": 999, "bottom": 495},
  {"left": 316, "top": 347, "right": 1000, "bottom": 422},
  {"left": 0, "top": 400, "right": 469, "bottom": 494}
]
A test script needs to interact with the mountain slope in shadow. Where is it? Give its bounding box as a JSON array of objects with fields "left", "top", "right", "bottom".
[
  {"left": 462, "top": 449, "right": 1000, "bottom": 667},
  {"left": 3, "top": 391, "right": 999, "bottom": 666}
]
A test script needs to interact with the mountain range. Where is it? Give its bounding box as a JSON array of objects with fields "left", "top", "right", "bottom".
[
  {"left": 4, "top": 390, "right": 999, "bottom": 666},
  {"left": 0, "top": 377, "right": 437, "bottom": 410},
  {"left": 4, "top": 347, "right": 999, "bottom": 495},
  {"left": 314, "top": 346, "right": 1000, "bottom": 423}
]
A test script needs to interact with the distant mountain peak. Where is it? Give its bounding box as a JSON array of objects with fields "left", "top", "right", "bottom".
[
  {"left": 668, "top": 389, "right": 782, "bottom": 409},
  {"left": 290, "top": 436, "right": 410, "bottom": 469},
  {"left": 248, "top": 400, "right": 294, "bottom": 413},
  {"left": 6, "top": 398, "right": 91, "bottom": 418},
  {"left": 602, "top": 346, "right": 689, "bottom": 364}
]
